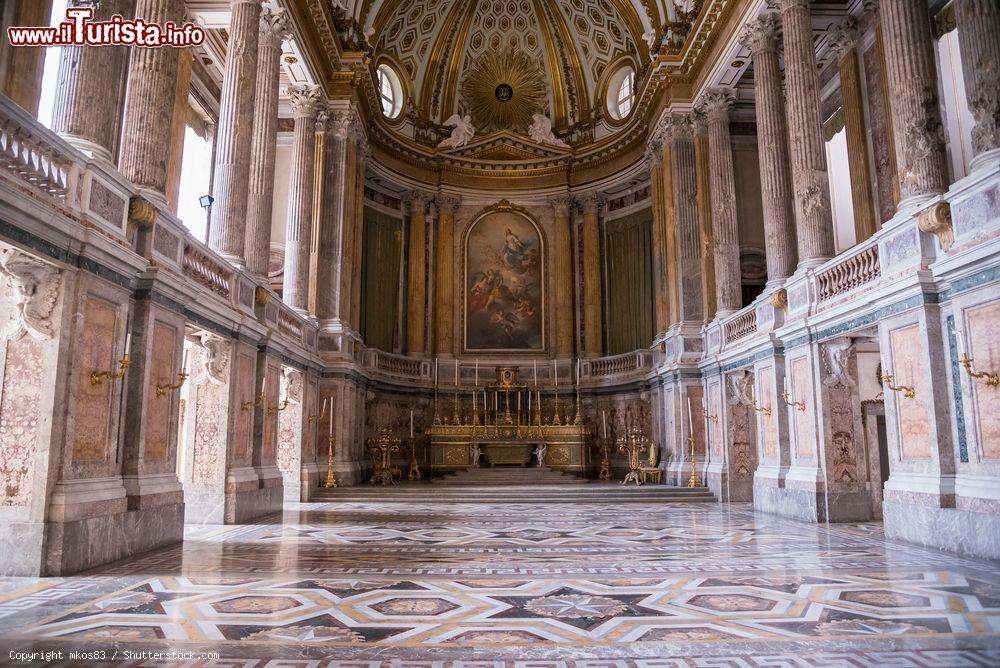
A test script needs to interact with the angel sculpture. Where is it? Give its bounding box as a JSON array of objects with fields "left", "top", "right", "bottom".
[
  {"left": 438, "top": 114, "right": 475, "bottom": 149},
  {"left": 528, "top": 113, "right": 569, "bottom": 148}
]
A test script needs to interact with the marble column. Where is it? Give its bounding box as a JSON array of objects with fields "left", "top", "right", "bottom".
[
  {"left": 405, "top": 191, "right": 430, "bottom": 354},
  {"left": 953, "top": 0, "right": 1000, "bottom": 165},
  {"left": 878, "top": 0, "right": 948, "bottom": 203},
  {"left": 663, "top": 114, "right": 703, "bottom": 322},
  {"left": 780, "top": 0, "right": 834, "bottom": 264},
  {"left": 699, "top": 89, "right": 741, "bottom": 316},
  {"left": 434, "top": 194, "right": 461, "bottom": 355},
  {"left": 118, "top": 0, "right": 186, "bottom": 205},
  {"left": 282, "top": 85, "right": 322, "bottom": 314},
  {"left": 337, "top": 129, "right": 359, "bottom": 330},
  {"left": 646, "top": 137, "right": 671, "bottom": 336},
  {"left": 316, "top": 109, "right": 353, "bottom": 327},
  {"left": 693, "top": 113, "right": 717, "bottom": 320},
  {"left": 207, "top": 0, "right": 263, "bottom": 264},
  {"left": 831, "top": 17, "right": 879, "bottom": 242},
  {"left": 245, "top": 8, "right": 290, "bottom": 278},
  {"left": 550, "top": 194, "right": 575, "bottom": 356},
  {"left": 350, "top": 139, "right": 368, "bottom": 329},
  {"left": 580, "top": 193, "right": 603, "bottom": 355},
  {"left": 1, "top": 0, "right": 53, "bottom": 115},
  {"left": 51, "top": 0, "right": 136, "bottom": 162},
  {"left": 741, "top": 14, "right": 798, "bottom": 284}
]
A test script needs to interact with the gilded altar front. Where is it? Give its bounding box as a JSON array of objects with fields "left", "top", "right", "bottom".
[
  {"left": 426, "top": 422, "right": 590, "bottom": 472},
  {"left": 427, "top": 365, "right": 590, "bottom": 473}
]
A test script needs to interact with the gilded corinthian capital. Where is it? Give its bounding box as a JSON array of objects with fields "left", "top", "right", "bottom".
[{"left": 287, "top": 84, "right": 323, "bottom": 118}]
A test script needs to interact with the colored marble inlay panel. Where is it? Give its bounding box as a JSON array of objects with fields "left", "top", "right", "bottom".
[
  {"left": 708, "top": 379, "right": 721, "bottom": 457},
  {"left": 192, "top": 380, "right": 224, "bottom": 486},
  {"left": 72, "top": 296, "right": 117, "bottom": 462},
  {"left": 263, "top": 364, "right": 280, "bottom": 465},
  {"left": 965, "top": 300, "right": 1000, "bottom": 459},
  {"left": 790, "top": 356, "right": 814, "bottom": 461},
  {"left": 87, "top": 178, "right": 126, "bottom": 228},
  {"left": 947, "top": 315, "right": 969, "bottom": 463},
  {"left": 686, "top": 385, "right": 705, "bottom": 456},
  {"left": 145, "top": 321, "right": 177, "bottom": 461},
  {"left": 758, "top": 365, "right": 777, "bottom": 461},
  {"left": 890, "top": 324, "right": 931, "bottom": 460},
  {"left": 235, "top": 353, "right": 255, "bottom": 463},
  {"left": 0, "top": 337, "right": 43, "bottom": 506}
]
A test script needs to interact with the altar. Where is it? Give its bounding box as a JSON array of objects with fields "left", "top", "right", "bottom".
[{"left": 425, "top": 366, "right": 590, "bottom": 474}]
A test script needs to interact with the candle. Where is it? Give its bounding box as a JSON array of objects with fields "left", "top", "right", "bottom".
[
  {"left": 473, "top": 390, "right": 477, "bottom": 416},
  {"left": 435, "top": 358, "right": 439, "bottom": 386},
  {"left": 181, "top": 348, "right": 189, "bottom": 373},
  {"left": 261, "top": 376, "right": 266, "bottom": 398},
  {"left": 687, "top": 397, "right": 694, "bottom": 438},
  {"left": 455, "top": 360, "right": 459, "bottom": 386},
  {"left": 329, "top": 399, "right": 334, "bottom": 434},
  {"left": 518, "top": 391, "right": 521, "bottom": 413},
  {"left": 495, "top": 392, "right": 498, "bottom": 412},
  {"left": 475, "top": 359, "right": 479, "bottom": 386},
  {"left": 321, "top": 396, "right": 328, "bottom": 417},
  {"left": 533, "top": 360, "right": 538, "bottom": 386},
  {"left": 124, "top": 332, "right": 132, "bottom": 357},
  {"left": 577, "top": 359, "right": 581, "bottom": 384},
  {"left": 602, "top": 410, "right": 608, "bottom": 439},
  {"left": 410, "top": 409, "right": 414, "bottom": 438},
  {"left": 528, "top": 391, "right": 532, "bottom": 413},
  {"left": 553, "top": 359, "right": 558, "bottom": 386}
]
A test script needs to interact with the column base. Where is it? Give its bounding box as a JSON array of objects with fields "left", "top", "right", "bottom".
[
  {"left": 300, "top": 463, "right": 321, "bottom": 501},
  {"left": 706, "top": 464, "right": 753, "bottom": 502},
  {"left": 225, "top": 466, "right": 282, "bottom": 524}
]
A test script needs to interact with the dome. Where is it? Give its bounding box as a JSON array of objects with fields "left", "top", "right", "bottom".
[{"left": 365, "top": 0, "right": 650, "bottom": 138}]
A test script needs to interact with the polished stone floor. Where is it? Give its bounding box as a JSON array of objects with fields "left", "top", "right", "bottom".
[{"left": 0, "top": 497, "right": 998, "bottom": 666}]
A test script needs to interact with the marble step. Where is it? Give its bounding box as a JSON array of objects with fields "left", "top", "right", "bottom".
[{"left": 313, "top": 484, "right": 717, "bottom": 503}]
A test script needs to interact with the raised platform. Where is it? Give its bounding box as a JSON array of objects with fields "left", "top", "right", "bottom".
[
  {"left": 433, "top": 466, "right": 585, "bottom": 485},
  {"left": 312, "top": 479, "right": 716, "bottom": 503}
]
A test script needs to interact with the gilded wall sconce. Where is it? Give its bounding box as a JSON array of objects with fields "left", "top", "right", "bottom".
[
  {"left": 959, "top": 355, "right": 999, "bottom": 387},
  {"left": 240, "top": 390, "right": 264, "bottom": 411},
  {"left": 91, "top": 355, "right": 130, "bottom": 386},
  {"left": 155, "top": 371, "right": 189, "bottom": 397},
  {"left": 781, "top": 391, "right": 806, "bottom": 412},
  {"left": 751, "top": 399, "right": 771, "bottom": 417},
  {"left": 881, "top": 372, "right": 915, "bottom": 399},
  {"left": 702, "top": 408, "right": 719, "bottom": 423},
  {"left": 268, "top": 398, "right": 290, "bottom": 414}
]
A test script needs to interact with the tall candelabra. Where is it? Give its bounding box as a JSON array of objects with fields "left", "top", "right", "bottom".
[
  {"left": 687, "top": 433, "right": 701, "bottom": 488},
  {"left": 616, "top": 424, "right": 647, "bottom": 486},
  {"left": 323, "top": 433, "right": 338, "bottom": 488},
  {"left": 368, "top": 424, "right": 401, "bottom": 486}
]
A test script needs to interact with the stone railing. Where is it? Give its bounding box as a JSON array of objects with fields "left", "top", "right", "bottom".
[
  {"left": 362, "top": 349, "right": 428, "bottom": 380},
  {"left": 0, "top": 109, "right": 77, "bottom": 202},
  {"left": 816, "top": 239, "right": 881, "bottom": 303},
  {"left": 587, "top": 350, "right": 653, "bottom": 379},
  {"left": 277, "top": 305, "right": 304, "bottom": 340},
  {"left": 724, "top": 305, "right": 758, "bottom": 344},
  {"left": 181, "top": 242, "right": 233, "bottom": 299}
]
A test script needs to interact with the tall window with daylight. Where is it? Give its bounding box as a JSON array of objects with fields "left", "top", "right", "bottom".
[
  {"left": 377, "top": 64, "right": 403, "bottom": 119},
  {"left": 176, "top": 126, "right": 213, "bottom": 242}
]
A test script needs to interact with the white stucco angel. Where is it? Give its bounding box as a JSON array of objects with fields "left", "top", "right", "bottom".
[
  {"left": 438, "top": 114, "right": 475, "bottom": 149},
  {"left": 528, "top": 113, "right": 569, "bottom": 148}
]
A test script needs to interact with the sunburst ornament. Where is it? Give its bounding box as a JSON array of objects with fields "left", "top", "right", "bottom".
[{"left": 461, "top": 49, "right": 546, "bottom": 132}]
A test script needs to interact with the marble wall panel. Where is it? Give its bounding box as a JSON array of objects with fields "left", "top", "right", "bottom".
[
  {"left": 144, "top": 321, "right": 178, "bottom": 462},
  {"left": 72, "top": 296, "right": 118, "bottom": 463},
  {"left": 233, "top": 351, "right": 255, "bottom": 465},
  {"left": 262, "top": 362, "right": 280, "bottom": 466},
  {"left": 708, "top": 378, "right": 722, "bottom": 457},
  {"left": 964, "top": 300, "right": 1000, "bottom": 459},
  {"left": 890, "top": 324, "right": 931, "bottom": 460},
  {"left": 686, "top": 384, "right": 706, "bottom": 457},
  {"left": 758, "top": 365, "right": 777, "bottom": 461},
  {"left": 790, "top": 356, "right": 814, "bottom": 462},
  {"left": 192, "top": 379, "right": 225, "bottom": 487},
  {"left": 0, "top": 337, "right": 43, "bottom": 507}
]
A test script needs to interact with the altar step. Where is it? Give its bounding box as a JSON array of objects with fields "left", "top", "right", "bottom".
[
  {"left": 433, "top": 467, "right": 582, "bottom": 486},
  {"left": 312, "top": 483, "right": 716, "bottom": 504}
]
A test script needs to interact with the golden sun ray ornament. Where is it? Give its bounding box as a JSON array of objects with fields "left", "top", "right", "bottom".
[{"left": 461, "top": 49, "right": 546, "bottom": 132}]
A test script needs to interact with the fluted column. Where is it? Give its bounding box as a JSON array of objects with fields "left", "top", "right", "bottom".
[
  {"left": 208, "top": 0, "right": 263, "bottom": 264},
  {"left": 51, "top": 0, "right": 136, "bottom": 162},
  {"left": 405, "top": 192, "right": 430, "bottom": 354},
  {"left": 953, "top": 0, "right": 1000, "bottom": 166},
  {"left": 693, "top": 113, "right": 717, "bottom": 320},
  {"left": 780, "top": 0, "right": 834, "bottom": 264},
  {"left": 878, "top": 0, "right": 948, "bottom": 204},
  {"left": 832, "top": 18, "right": 879, "bottom": 242},
  {"left": 316, "top": 110, "right": 352, "bottom": 325},
  {"left": 741, "top": 15, "right": 798, "bottom": 283},
  {"left": 338, "top": 131, "right": 359, "bottom": 328},
  {"left": 550, "top": 194, "right": 575, "bottom": 355},
  {"left": 118, "top": 0, "right": 187, "bottom": 205},
  {"left": 699, "top": 90, "right": 741, "bottom": 316},
  {"left": 282, "top": 85, "right": 322, "bottom": 313},
  {"left": 646, "top": 137, "right": 671, "bottom": 336},
  {"left": 434, "top": 194, "right": 461, "bottom": 355},
  {"left": 350, "top": 139, "right": 368, "bottom": 328},
  {"left": 245, "top": 9, "right": 290, "bottom": 278},
  {"left": 1, "top": 0, "right": 53, "bottom": 115},
  {"left": 580, "top": 193, "right": 603, "bottom": 355},
  {"left": 663, "top": 114, "right": 703, "bottom": 322}
]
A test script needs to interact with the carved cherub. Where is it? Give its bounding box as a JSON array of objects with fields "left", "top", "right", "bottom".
[
  {"left": 528, "top": 113, "right": 569, "bottom": 148},
  {"left": 439, "top": 114, "right": 475, "bottom": 149}
]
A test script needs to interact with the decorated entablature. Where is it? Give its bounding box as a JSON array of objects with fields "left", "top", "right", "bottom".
[{"left": 296, "top": 0, "right": 742, "bottom": 188}]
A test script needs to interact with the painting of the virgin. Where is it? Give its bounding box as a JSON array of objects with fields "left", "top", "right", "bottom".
[{"left": 465, "top": 212, "right": 543, "bottom": 350}]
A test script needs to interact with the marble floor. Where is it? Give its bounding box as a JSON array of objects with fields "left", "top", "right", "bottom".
[{"left": 0, "top": 496, "right": 998, "bottom": 666}]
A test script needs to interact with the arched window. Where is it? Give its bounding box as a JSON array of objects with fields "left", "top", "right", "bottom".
[
  {"left": 376, "top": 64, "right": 403, "bottom": 119},
  {"left": 607, "top": 66, "right": 636, "bottom": 121}
]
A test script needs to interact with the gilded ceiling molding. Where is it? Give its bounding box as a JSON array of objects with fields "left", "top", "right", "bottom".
[
  {"left": 527, "top": 0, "right": 573, "bottom": 127},
  {"left": 606, "top": 0, "right": 653, "bottom": 62},
  {"left": 463, "top": 50, "right": 546, "bottom": 132},
  {"left": 532, "top": 0, "right": 587, "bottom": 122},
  {"left": 424, "top": 1, "right": 478, "bottom": 121}
]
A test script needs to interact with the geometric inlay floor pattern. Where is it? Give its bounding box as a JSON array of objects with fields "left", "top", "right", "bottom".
[{"left": 1, "top": 499, "right": 998, "bottom": 666}]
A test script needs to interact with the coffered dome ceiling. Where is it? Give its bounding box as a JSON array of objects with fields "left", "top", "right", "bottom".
[{"left": 364, "top": 0, "right": 650, "bottom": 133}]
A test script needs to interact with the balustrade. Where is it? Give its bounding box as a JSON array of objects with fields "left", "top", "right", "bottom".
[
  {"left": 724, "top": 307, "right": 757, "bottom": 343},
  {"left": 816, "top": 241, "right": 881, "bottom": 302}
]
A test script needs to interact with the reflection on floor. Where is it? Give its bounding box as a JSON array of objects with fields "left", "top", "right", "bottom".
[{"left": 1, "top": 498, "right": 998, "bottom": 666}]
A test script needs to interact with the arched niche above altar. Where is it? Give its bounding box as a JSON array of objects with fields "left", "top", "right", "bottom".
[{"left": 462, "top": 202, "right": 545, "bottom": 353}]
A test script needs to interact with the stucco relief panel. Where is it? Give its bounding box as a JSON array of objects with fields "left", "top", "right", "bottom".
[{"left": 0, "top": 337, "right": 43, "bottom": 506}]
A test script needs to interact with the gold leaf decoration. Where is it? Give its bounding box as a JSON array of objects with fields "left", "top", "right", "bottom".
[{"left": 461, "top": 49, "right": 546, "bottom": 132}]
